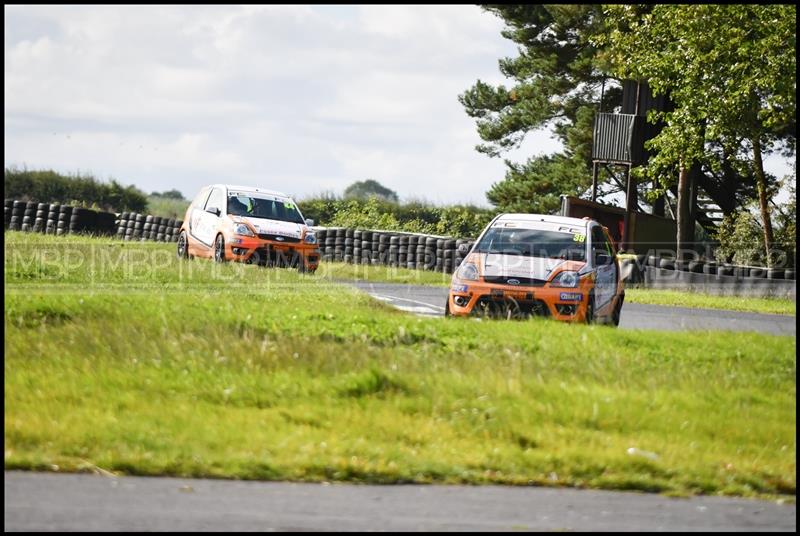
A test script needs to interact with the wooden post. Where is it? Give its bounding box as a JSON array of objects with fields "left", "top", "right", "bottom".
[
  {"left": 591, "top": 162, "right": 598, "bottom": 202},
  {"left": 622, "top": 164, "right": 636, "bottom": 252}
]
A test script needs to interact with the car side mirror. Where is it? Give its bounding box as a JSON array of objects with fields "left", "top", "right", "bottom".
[
  {"left": 457, "top": 243, "right": 471, "bottom": 256},
  {"left": 595, "top": 252, "right": 612, "bottom": 266},
  {"left": 305, "top": 218, "right": 315, "bottom": 227},
  {"left": 206, "top": 207, "right": 221, "bottom": 217}
]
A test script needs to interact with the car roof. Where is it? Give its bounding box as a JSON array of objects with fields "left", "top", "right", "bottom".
[
  {"left": 495, "top": 213, "right": 592, "bottom": 229},
  {"left": 213, "top": 184, "right": 291, "bottom": 198}
]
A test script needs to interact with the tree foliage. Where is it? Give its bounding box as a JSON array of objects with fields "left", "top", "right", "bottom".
[
  {"left": 460, "top": 5, "right": 617, "bottom": 213},
  {"left": 600, "top": 4, "right": 796, "bottom": 262},
  {"left": 343, "top": 179, "right": 399, "bottom": 203},
  {"left": 4, "top": 166, "right": 148, "bottom": 212}
]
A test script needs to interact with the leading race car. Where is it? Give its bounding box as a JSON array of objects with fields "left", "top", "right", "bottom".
[
  {"left": 446, "top": 213, "right": 625, "bottom": 324},
  {"left": 176, "top": 184, "right": 320, "bottom": 272}
]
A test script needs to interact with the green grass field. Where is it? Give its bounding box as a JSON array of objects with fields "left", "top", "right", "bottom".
[{"left": 4, "top": 232, "right": 796, "bottom": 498}]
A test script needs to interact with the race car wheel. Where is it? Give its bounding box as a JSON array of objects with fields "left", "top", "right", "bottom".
[
  {"left": 214, "top": 234, "right": 227, "bottom": 263},
  {"left": 444, "top": 299, "right": 451, "bottom": 317},
  {"left": 177, "top": 230, "right": 189, "bottom": 260},
  {"left": 585, "top": 293, "right": 595, "bottom": 324}
]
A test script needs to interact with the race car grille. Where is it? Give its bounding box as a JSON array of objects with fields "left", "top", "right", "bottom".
[
  {"left": 257, "top": 233, "right": 301, "bottom": 244},
  {"left": 482, "top": 276, "right": 547, "bottom": 287},
  {"left": 475, "top": 296, "right": 551, "bottom": 318},
  {"left": 250, "top": 247, "right": 301, "bottom": 267}
]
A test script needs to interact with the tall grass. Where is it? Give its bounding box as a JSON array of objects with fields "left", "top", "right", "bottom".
[{"left": 4, "top": 232, "right": 796, "bottom": 497}]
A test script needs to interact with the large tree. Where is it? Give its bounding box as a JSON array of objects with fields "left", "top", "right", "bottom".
[
  {"left": 602, "top": 4, "right": 796, "bottom": 263},
  {"left": 459, "top": 5, "right": 618, "bottom": 213}
]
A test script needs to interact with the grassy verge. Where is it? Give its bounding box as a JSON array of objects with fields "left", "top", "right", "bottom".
[
  {"left": 319, "top": 261, "right": 452, "bottom": 286},
  {"left": 4, "top": 232, "right": 796, "bottom": 498},
  {"left": 625, "top": 288, "right": 795, "bottom": 316}
]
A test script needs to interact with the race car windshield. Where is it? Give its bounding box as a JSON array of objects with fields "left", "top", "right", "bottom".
[
  {"left": 474, "top": 228, "right": 586, "bottom": 261},
  {"left": 227, "top": 195, "right": 305, "bottom": 224}
]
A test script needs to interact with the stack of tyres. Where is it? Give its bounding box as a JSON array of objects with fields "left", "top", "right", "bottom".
[
  {"left": 57, "top": 205, "right": 73, "bottom": 236},
  {"left": 344, "top": 228, "right": 354, "bottom": 263},
  {"left": 124, "top": 213, "right": 137, "bottom": 241},
  {"left": 360, "top": 230, "right": 372, "bottom": 264},
  {"left": 117, "top": 212, "right": 129, "bottom": 238},
  {"left": 173, "top": 220, "right": 183, "bottom": 242},
  {"left": 33, "top": 202, "right": 49, "bottom": 233},
  {"left": 378, "top": 233, "right": 390, "bottom": 265},
  {"left": 164, "top": 218, "right": 176, "bottom": 242},
  {"left": 454, "top": 238, "right": 467, "bottom": 268},
  {"left": 153, "top": 216, "right": 161, "bottom": 241},
  {"left": 21, "top": 201, "right": 37, "bottom": 232},
  {"left": 9, "top": 200, "right": 26, "bottom": 231},
  {"left": 422, "top": 237, "right": 436, "bottom": 271},
  {"left": 143, "top": 215, "right": 154, "bottom": 241},
  {"left": 388, "top": 235, "right": 399, "bottom": 266},
  {"left": 315, "top": 228, "right": 327, "bottom": 254},
  {"left": 435, "top": 239, "right": 445, "bottom": 272},
  {"left": 158, "top": 217, "right": 168, "bottom": 241},
  {"left": 133, "top": 213, "right": 145, "bottom": 240},
  {"left": 415, "top": 237, "right": 426, "bottom": 270},
  {"left": 398, "top": 235, "right": 408, "bottom": 265},
  {"left": 370, "top": 233, "right": 381, "bottom": 264},
  {"left": 351, "top": 230, "right": 361, "bottom": 264},
  {"left": 334, "top": 228, "right": 346, "bottom": 262},
  {"left": 406, "top": 236, "right": 417, "bottom": 270},
  {"left": 45, "top": 204, "right": 60, "bottom": 234},
  {"left": 443, "top": 239, "right": 456, "bottom": 273},
  {"left": 324, "top": 228, "right": 336, "bottom": 261},
  {"left": 4, "top": 199, "right": 13, "bottom": 228}
]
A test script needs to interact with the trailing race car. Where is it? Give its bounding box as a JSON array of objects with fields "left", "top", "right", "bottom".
[
  {"left": 446, "top": 213, "right": 625, "bottom": 324},
  {"left": 176, "top": 184, "right": 320, "bottom": 272}
]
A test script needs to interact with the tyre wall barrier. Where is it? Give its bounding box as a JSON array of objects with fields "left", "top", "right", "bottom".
[
  {"left": 310, "top": 226, "right": 474, "bottom": 274},
  {"left": 9, "top": 204, "right": 792, "bottom": 294},
  {"left": 5, "top": 198, "right": 180, "bottom": 239}
]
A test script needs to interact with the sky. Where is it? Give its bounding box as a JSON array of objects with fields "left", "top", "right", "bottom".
[
  {"left": 4, "top": 4, "right": 563, "bottom": 206},
  {"left": 4, "top": 5, "right": 793, "bottom": 206}
]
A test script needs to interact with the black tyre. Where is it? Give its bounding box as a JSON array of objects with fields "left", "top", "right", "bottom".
[
  {"left": 214, "top": 234, "right": 226, "bottom": 263},
  {"left": 585, "top": 293, "right": 595, "bottom": 325}
]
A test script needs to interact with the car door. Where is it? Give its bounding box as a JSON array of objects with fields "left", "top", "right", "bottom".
[
  {"left": 591, "top": 225, "right": 617, "bottom": 312},
  {"left": 194, "top": 187, "right": 225, "bottom": 248}
]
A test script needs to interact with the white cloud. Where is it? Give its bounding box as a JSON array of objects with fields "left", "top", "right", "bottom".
[{"left": 4, "top": 4, "right": 564, "bottom": 205}]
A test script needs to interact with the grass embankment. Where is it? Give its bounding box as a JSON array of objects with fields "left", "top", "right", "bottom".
[{"left": 4, "top": 232, "right": 796, "bottom": 498}]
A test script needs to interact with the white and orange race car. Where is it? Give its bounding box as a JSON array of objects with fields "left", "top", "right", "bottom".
[
  {"left": 176, "top": 184, "right": 320, "bottom": 272},
  {"left": 446, "top": 214, "right": 625, "bottom": 324}
]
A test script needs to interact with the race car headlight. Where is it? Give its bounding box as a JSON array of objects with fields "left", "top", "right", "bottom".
[
  {"left": 233, "top": 223, "right": 255, "bottom": 237},
  {"left": 550, "top": 270, "right": 579, "bottom": 288},
  {"left": 304, "top": 233, "right": 317, "bottom": 244},
  {"left": 456, "top": 262, "right": 479, "bottom": 281}
]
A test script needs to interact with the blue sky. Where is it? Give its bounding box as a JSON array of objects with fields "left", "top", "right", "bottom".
[{"left": 4, "top": 5, "right": 793, "bottom": 206}]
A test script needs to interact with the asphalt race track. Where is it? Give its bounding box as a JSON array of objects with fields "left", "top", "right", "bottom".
[
  {"left": 349, "top": 282, "right": 797, "bottom": 336},
  {"left": 4, "top": 471, "right": 796, "bottom": 531}
]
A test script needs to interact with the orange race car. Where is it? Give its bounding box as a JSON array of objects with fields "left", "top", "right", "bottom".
[
  {"left": 446, "top": 214, "right": 625, "bottom": 325},
  {"left": 176, "top": 184, "right": 320, "bottom": 272}
]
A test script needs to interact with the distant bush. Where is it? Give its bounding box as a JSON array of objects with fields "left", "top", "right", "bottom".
[
  {"left": 4, "top": 167, "right": 148, "bottom": 212},
  {"left": 298, "top": 196, "right": 495, "bottom": 238}
]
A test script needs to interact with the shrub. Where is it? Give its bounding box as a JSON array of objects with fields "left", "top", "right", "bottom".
[{"left": 4, "top": 166, "right": 148, "bottom": 212}]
